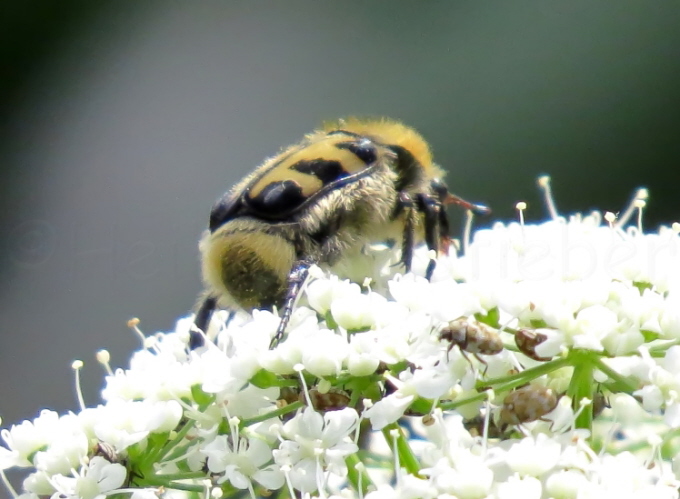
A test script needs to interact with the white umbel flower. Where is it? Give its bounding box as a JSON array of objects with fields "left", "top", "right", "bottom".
[
  {"left": 274, "top": 408, "right": 359, "bottom": 492},
  {"left": 2, "top": 179, "right": 680, "bottom": 499},
  {"left": 201, "top": 434, "right": 283, "bottom": 490},
  {"left": 48, "top": 456, "right": 126, "bottom": 499}
]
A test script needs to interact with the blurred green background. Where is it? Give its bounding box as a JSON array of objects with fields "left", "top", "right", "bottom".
[{"left": 1, "top": 0, "right": 679, "bottom": 436}]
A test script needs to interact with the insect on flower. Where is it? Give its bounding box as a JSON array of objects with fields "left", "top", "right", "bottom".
[
  {"left": 302, "top": 387, "right": 351, "bottom": 413},
  {"left": 439, "top": 317, "right": 504, "bottom": 363},
  {"left": 514, "top": 328, "right": 552, "bottom": 362},
  {"left": 498, "top": 385, "right": 559, "bottom": 427},
  {"left": 191, "top": 118, "right": 489, "bottom": 349}
]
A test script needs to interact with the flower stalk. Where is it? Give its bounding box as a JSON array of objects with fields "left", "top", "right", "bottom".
[{"left": 566, "top": 351, "right": 595, "bottom": 430}]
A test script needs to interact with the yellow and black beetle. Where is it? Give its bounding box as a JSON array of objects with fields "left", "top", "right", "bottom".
[{"left": 191, "top": 118, "right": 489, "bottom": 349}]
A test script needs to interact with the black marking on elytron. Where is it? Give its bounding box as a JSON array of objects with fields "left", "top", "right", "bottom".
[
  {"left": 389, "top": 144, "right": 424, "bottom": 192},
  {"left": 290, "top": 159, "right": 347, "bottom": 185},
  {"left": 209, "top": 194, "right": 242, "bottom": 233},
  {"left": 232, "top": 131, "right": 384, "bottom": 222},
  {"left": 335, "top": 139, "right": 378, "bottom": 165},
  {"left": 247, "top": 180, "right": 306, "bottom": 216},
  {"left": 242, "top": 166, "right": 378, "bottom": 221}
]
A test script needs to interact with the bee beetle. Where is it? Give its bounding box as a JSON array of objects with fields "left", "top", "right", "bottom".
[
  {"left": 192, "top": 118, "right": 489, "bottom": 349},
  {"left": 439, "top": 317, "right": 504, "bottom": 363},
  {"left": 514, "top": 328, "right": 552, "bottom": 362},
  {"left": 498, "top": 385, "right": 559, "bottom": 427}
]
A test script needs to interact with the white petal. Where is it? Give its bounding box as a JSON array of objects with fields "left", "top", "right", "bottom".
[
  {"left": 364, "top": 393, "right": 414, "bottom": 430},
  {"left": 322, "top": 408, "right": 359, "bottom": 444},
  {"left": 253, "top": 465, "right": 285, "bottom": 490}
]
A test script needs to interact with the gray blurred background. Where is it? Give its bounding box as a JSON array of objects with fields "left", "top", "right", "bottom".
[{"left": 1, "top": 0, "right": 679, "bottom": 436}]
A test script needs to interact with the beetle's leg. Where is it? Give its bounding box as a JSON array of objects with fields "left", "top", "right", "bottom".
[
  {"left": 394, "top": 192, "right": 418, "bottom": 273},
  {"left": 270, "top": 259, "right": 313, "bottom": 349},
  {"left": 438, "top": 198, "right": 452, "bottom": 255},
  {"left": 416, "top": 193, "right": 443, "bottom": 280},
  {"left": 191, "top": 296, "right": 217, "bottom": 349}
]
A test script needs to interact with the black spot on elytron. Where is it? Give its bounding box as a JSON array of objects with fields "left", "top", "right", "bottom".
[
  {"left": 209, "top": 194, "right": 241, "bottom": 232},
  {"left": 389, "top": 144, "right": 422, "bottom": 192},
  {"left": 336, "top": 139, "right": 377, "bottom": 165},
  {"left": 247, "top": 180, "right": 306, "bottom": 216},
  {"left": 290, "top": 159, "right": 348, "bottom": 185}
]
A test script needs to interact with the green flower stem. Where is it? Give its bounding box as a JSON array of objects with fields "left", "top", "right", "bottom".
[
  {"left": 478, "top": 356, "right": 572, "bottom": 391},
  {"left": 382, "top": 423, "right": 421, "bottom": 478},
  {"left": 151, "top": 418, "right": 198, "bottom": 464},
  {"left": 566, "top": 350, "right": 594, "bottom": 431},
  {"left": 345, "top": 453, "right": 374, "bottom": 495},
  {"left": 152, "top": 472, "right": 206, "bottom": 480},
  {"left": 439, "top": 391, "right": 488, "bottom": 412},
  {"left": 241, "top": 401, "right": 304, "bottom": 427},
  {"left": 136, "top": 433, "right": 179, "bottom": 473},
  {"left": 662, "top": 427, "right": 680, "bottom": 444},
  {"left": 660, "top": 427, "right": 680, "bottom": 460},
  {"left": 358, "top": 450, "right": 394, "bottom": 468},
  {"left": 141, "top": 396, "right": 216, "bottom": 471},
  {"left": 334, "top": 373, "right": 383, "bottom": 385},
  {"left": 590, "top": 356, "right": 638, "bottom": 393},
  {"left": 162, "top": 441, "right": 197, "bottom": 464},
  {"left": 279, "top": 378, "right": 304, "bottom": 388},
  {"left": 219, "top": 483, "right": 238, "bottom": 498},
  {"left": 137, "top": 475, "right": 204, "bottom": 493},
  {"left": 647, "top": 339, "right": 680, "bottom": 357}
]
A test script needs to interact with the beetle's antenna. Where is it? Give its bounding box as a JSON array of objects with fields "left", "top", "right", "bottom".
[{"left": 444, "top": 193, "right": 491, "bottom": 216}]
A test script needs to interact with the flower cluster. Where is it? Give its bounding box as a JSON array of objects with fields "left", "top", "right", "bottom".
[{"left": 2, "top": 179, "right": 680, "bottom": 499}]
